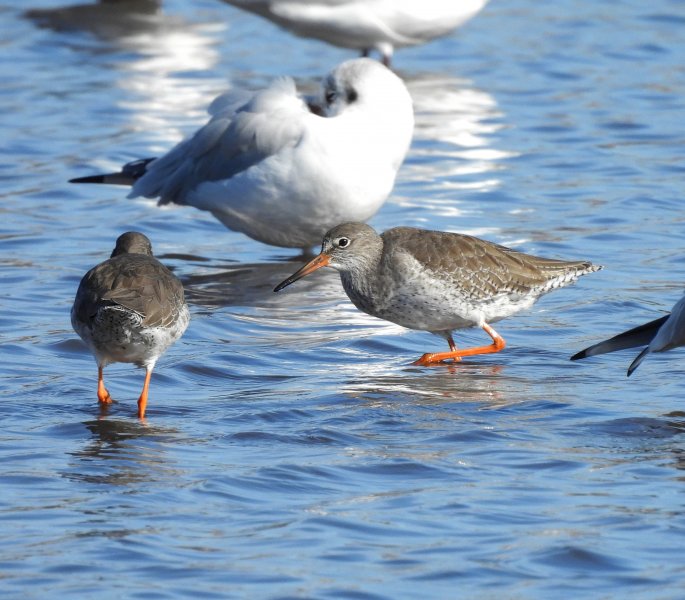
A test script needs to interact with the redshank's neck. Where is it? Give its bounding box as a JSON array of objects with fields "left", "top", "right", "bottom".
[{"left": 334, "top": 237, "right": 384, "bottom": 314}]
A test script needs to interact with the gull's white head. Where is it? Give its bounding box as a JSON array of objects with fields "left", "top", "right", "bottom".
[
  {"left": 317, "top": 58, "right": 414, "bottom": 172},
  {"left": 320, "top": 58, "right": 413, "bottom": 120}
]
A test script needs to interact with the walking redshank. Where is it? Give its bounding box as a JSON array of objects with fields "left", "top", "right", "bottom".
[
  {"left": 274, "top": 223, "right": 601, "bottom": 365},
  {"left": 571, "top": 294, "right": 685, "bottom": 375},
  {"left": 69, "top": 58, "right": 413, "bottom": 250},
  {"left": 71, "top": 232, "right": 190, "bottom": 418}
]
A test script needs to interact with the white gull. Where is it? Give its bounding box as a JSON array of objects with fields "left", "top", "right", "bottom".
[
  {"left": 221, "top": 0, "right": 489, "bottom": 64},
  {"left": 71, "top": 58, "right": 414, "bottom": 250}
]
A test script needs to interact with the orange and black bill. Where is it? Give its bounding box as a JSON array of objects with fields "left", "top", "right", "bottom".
[{"left": 274, "top": 253, "right": 330, "bottom": 292}]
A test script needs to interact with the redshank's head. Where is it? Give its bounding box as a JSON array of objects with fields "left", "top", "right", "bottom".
[
  {"left": 274, "top": 222, "right": 382, "bottom": 292},
  {"left": 111, "top": 232, "right": 153, "bottom": 258}
]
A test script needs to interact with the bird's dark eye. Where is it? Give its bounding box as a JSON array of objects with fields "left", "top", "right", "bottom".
[
  {"left": 337, "top": 237, "right": 350, "bottom": 248},
  {"left": 346, "top": 88, "right": 358, "bottom": 103},
  {"left": 325, "top": 90, "right": 336, "bottom": 105}
]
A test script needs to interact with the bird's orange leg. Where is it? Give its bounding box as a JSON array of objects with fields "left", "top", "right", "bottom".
[
  {"left": 412, "top": 323, "right": 506, "bottom": 366},
  {"left": 447, "top": 335, "right": 460, "bottom": 353},
  {"left": 97, "top": 366, "right": 113, "bottom": 404},
  {"left": 137, "top": 367, "right": 153, "bottom": 419}
]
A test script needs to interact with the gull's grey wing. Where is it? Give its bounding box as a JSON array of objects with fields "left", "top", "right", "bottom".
[
  {"left": 130, "top": 77, "right": 312, "bottom": 205},
  {"left": 627, "top": 296, "right": 685, "bottom": 376},
  {"left": 648, "top": 295, "right": 685, "bottom": 353}
]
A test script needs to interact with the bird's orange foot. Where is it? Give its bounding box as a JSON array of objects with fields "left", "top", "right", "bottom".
[
  {"left": 97, "top": 390, "right": 114, "bottom": 404},
  {"left": 412, "top": 353, "right": 462, "bottom": 366},
  {"left": 97, "top": 369, "right": 114, "bottom": 404},
  {"left": 97, "top": 380, "right": 114, "bottom": 404}
]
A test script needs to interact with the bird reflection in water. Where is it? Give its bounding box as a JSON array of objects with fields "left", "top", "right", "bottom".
[
  {"left": 340, "top": 362, "right": 509, "bottom": 409},
  {"left": 174, "top": 255, "right": 333, "bottom": 309},
  {"left": 66, "top": 418, "right": 182, "bottom": 487},
  {"left": 25, "top": 0, "right": 164, "bottom": 40}
]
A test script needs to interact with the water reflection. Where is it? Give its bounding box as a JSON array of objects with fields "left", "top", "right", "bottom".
[
  {"left": 179, "top": 257, "right": 322, "bottom": 309},
  {"left": 408, "top": 72, "right": 505, "bottom": 156},
  {"left": 25, "top": 0, "right": 164, "bottom": 40},
  {"left": 115, "top": 19, "right": 226, "bottom": 143},
  {"left": 65, "top": 418, "right": 182, "bottom": 486},
  {"left": 341, "top": 363, "right": 510, "bottom": 407},
  {"left": 398, "top": 72, "right": 514, "bottom": 224},
  {"left": 26, "top": 0, "right": 226, "bottom": 152},
  {"left": 592, "top": 415, "right": 685, "bottom": 441}
]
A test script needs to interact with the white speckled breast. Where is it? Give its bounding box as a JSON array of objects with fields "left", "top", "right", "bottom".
[
  {"left": 342, "top": 250, "right": 535, "bottom": 333},
  {"left": 72, "top": 302, "right": 190, "bottom": 369}
]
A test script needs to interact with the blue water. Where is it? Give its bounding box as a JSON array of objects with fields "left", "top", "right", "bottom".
[{"left": 2, "top": 0, "right": 685, "bottom": 597}]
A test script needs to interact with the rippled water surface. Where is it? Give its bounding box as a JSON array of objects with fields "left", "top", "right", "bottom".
[{"left": 2, "top": 0, "right": 685, "bottom": 597}]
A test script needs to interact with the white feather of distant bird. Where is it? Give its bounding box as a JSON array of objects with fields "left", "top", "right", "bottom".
[{"left": 221, "top": 0, "right": 489, "bottom": 64}]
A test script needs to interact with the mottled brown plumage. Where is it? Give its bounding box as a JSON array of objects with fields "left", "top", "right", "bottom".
[
  {"left": 275, "top": 223, "right": 601, "bottom": 365},
  {"left": 380, "top": 227, "right": 596, "bottom": 302},
  {"left": 71, "top": 232, "right": 190, "bottom": 417},
  {"left": 73, "top": 255, "right": 185, "bottom": 330}
]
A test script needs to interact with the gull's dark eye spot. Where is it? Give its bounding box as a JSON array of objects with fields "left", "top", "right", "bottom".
[
  {"left": 337, "top": 237, "right": 350, "bottom": 248},
  {"left": 346, "top": 87, "right": 358, "bottom": 103}
]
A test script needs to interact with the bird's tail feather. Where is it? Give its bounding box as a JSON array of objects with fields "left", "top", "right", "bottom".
[{"left": 69, "top": 157, "right": 156, "bottom": 187}]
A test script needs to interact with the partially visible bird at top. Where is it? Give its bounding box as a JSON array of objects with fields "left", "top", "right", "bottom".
[
  {"left": 220, "top": 0, "right": 489, "bottom": 65},
  {"left": 571, "top": 293, "right": 685, "bottom": 376},
  {"left": 71, "top": 232, "right": 190, "bottom": 419},
  {"left": 70, "top": 58, "right": 414, "bottom": 251}
]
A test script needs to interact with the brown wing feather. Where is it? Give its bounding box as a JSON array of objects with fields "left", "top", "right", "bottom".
[
  {"left": 383, "top": 227, "right": 597, "bottom": 300},
  {"left": 74, "top": 254, "right": 185, "bottom": 328}
]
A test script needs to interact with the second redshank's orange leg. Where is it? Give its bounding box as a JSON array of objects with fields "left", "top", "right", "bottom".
[
  {"left": 97, "top": 366, "right": 113, "bottom": 404},
  {"left": 137, "top": 367, "right": 153, "bottom": 419},
  {"left": 412, "top": 323, "right": 506, "bottom": 366}
]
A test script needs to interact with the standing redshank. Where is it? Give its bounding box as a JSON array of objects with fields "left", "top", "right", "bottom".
[
  {"left": 71, "top": 232, "right": 190, "bottom": 418},
  {"left": 69, "top": 58, "right": 414, "bottom": 250},
  {"left": 571, "top": 293, "right": 685, "bottom": 375},
  {"left": 274, "top": 223, "right": 601, "bottom": 365}
]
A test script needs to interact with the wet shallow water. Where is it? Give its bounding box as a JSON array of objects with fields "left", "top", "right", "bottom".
[{"left": 2, "top": 0, "right": 685, "bottom": 597}]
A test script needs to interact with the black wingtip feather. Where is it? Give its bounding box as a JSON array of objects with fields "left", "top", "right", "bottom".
[
  {"left": 570, "top": 314, "right": 669, "bottom": 363},
  {"left": 626, "top": 347, "right": 649, "bottom": 377},
  {"left": 570, "top": 349, "right": 587, "bottom": 361},
  {"left": 69, "top": 157, "right": 157, "bottom": 187},
  {"left": 69, "top": 174, "right": 107, "bottom": 184}
]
